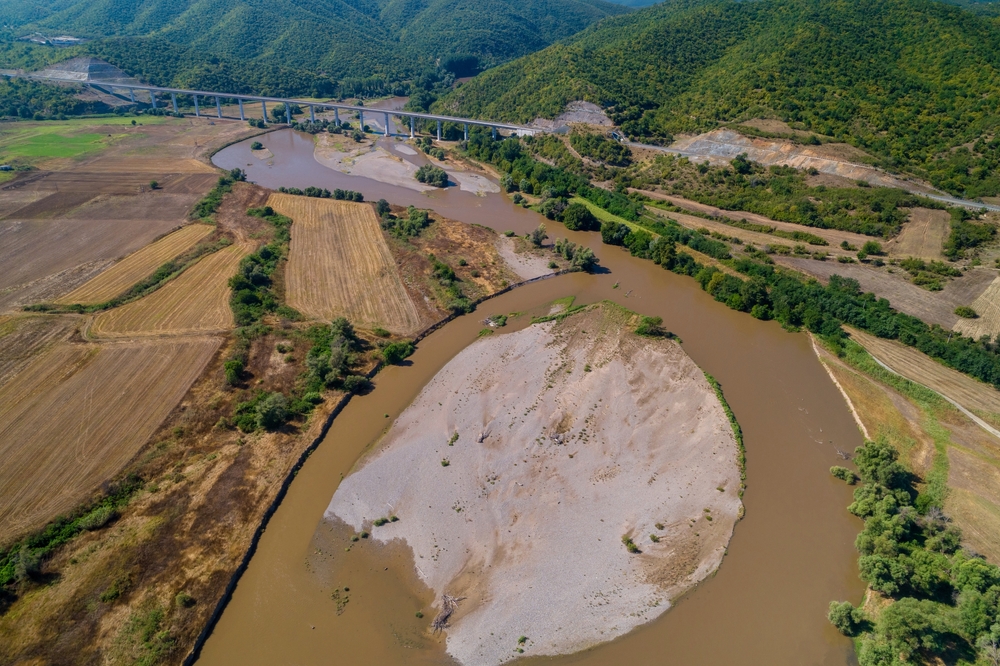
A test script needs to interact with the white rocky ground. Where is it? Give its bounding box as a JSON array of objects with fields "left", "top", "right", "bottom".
[{"left": 327, "top": 304, "right": 742, "bottom": 665}]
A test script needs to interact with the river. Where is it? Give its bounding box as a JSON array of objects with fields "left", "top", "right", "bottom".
[{"left": 203, "top": 130, "right": 865, "bottom": 665}]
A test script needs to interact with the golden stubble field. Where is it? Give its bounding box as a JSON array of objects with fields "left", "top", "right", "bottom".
[
  {"left": 953, "top": 276, "right": 1000, "bottom": 340},
  {"left": 0, "top": 336, "right": 220, "bottom": 540},
  {"left": 268, "top": 193, "right": 423, "bottom": 333},
  {"left": 56, "top": 223, "right": 214, "bottom": 305},
  {"left": 89, "top": 242, "right": 250, "bottom": 338}
]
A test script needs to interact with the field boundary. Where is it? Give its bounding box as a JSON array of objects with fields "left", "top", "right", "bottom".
[{"left": 182, "top": 268, "right": 566, "bottom": 664}]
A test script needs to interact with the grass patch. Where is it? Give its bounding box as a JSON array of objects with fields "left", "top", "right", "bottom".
[{"left": 705, "top": 373, "right": 746, "bottom": 501}]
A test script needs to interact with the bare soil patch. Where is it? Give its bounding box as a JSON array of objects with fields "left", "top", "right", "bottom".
[
  {"left": 89, "top": 242, "right": 249, "bottom": 338},
  {"left": 328, "top": 303, "right": 742, "bottom": 665},
  {"left": 0, "top": 217, "right": 185, "bottom": 313},
  {"left": 0, "top": 336, "right": 220, "bottom": 540},
  {"left": 953, "top": 277, "right": 1000, "bottom": 340},
  {"left": 886, "top": 208, "right": 949, "bottom": 260},
  {"left": 56, "top": 224, "right": 214, "bottom": 305},
  {"left": 270, "top": 194, "right": 423, "bottom": 333}
]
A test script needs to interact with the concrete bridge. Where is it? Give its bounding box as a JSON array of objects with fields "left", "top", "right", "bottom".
[{"left": 6, "top": 73, "right": 536, "bottom": 141}]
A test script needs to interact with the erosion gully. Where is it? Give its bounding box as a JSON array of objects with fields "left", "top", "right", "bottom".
[{"left": 204, "top": 130, "right": 865, "bottom": 665}]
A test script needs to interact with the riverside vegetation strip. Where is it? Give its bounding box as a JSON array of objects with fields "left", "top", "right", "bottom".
[{"left": 327, "top": 302, "right": 743, "bottom": 665}]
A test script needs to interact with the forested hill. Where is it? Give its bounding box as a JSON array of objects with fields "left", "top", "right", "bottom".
[
  {"left": 439, "top": 0, "right": 1000, "bottom": 198},
  {"left": 0, "top": 0, "right": 628, "bottom": 95}
]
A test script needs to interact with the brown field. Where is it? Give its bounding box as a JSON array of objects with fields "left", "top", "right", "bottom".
[
  {"left": 847, "top": 327, "right": 1000, "bottom": 422},
  {"left": 953, "top": 276, "right": 1000, "bottom": 340},
  {"left": 0, "top": 314, "right": 79, "bottom": 387},
  {"left": 0, "top": 336, "right": 220, "bottom": 540},
  {"left": 90, "top": 242, "right": 249, "bottom": 338},
  {"left": 55, "top": 224, "right": 214, "bottom": 305},
  {"left": 270, "top": 193, "right": 423, "bottom": 333},
  {"left": 886, "top": 208, "right": 949, "bottom": 260}
]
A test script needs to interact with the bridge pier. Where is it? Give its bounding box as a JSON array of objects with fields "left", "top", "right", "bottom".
[
  {"left": 464, "top": 123, "right": 468, "bottom": 142},
  {"left": 171, "top": 93, "right": 178, "bottom": 114},
  {"left": 359, "top": 110, "right": 364, "bottom": 130},
  {"left": 216, "top": 96, "right": 222, "bottom": 119},
  {"left": 261, "top": 101, "right": 267, "bottom": 124},
  {"left": 238, "top": 99, "right": 244, "bottom": 121},
  {"left": 384, "top": 112, "right": 390, "bottom": 137},
  {"left": 334, "top": 108, "right": 340, "bottom": 126},
  {"left": 193, "top": 95, "right": 200, "bottom": 117},
  {"left": 492, "top": 126, "right": 496, "bottom": 139},
  {"left": 410, "top": 116, "right": 415, "bottom": 139},
  {"left": 129, "top": 88, "right": 135, "bottom": 104},
  {"left": 285, "top": 103, "right": 291, "bottom": 125},
  {"left": 310, "top": 105, "right": 315, "bottom": 122},
  {"left": 150, "top": 91, "right": 156, "bottom": 109},
  {"left": 437, "top": 120, "right": 442, "bottom": 141}
]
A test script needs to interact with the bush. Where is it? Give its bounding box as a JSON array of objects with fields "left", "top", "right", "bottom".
[
  {"left": 382, "top": 341, "right": 415, "bottom": 365},
  {"left": 635, "top": 315, "right": 665, "bottom": 337},
  {"left": 955, "top": 306, "right": 978, "bottom": 319},
  {"left": 250, "top": 141, "right": 263, "bottom": 150},
  {"left": 224, "top": 358, "right": 244, "bottom": 386},
  {"left": 529, "top": 224, "right": 548, "bottom": 247},
  {"left": 175, "top": 592, "right": 196, "bottom": 608},
  {"left": 78, "top": 505, "right": 118, "bottom": 531},
  {"left": 415, "top": 164, "right": 448, "bottom": 187},
  {"left": 342, "top": 375, "right": 372, "bottom": 393},
  {"left": 256, "top": 392, "right": 290, "bottom": 430},
  {"left": 831, "top": 466, "right": 859, "bottom": 484}
]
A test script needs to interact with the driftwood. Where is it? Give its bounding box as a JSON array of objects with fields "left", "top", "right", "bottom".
[
  {"left": 432, "top": 594, "right": 465, "bottom": 632},
  {"left": 835, "top": 448, "right": 851, "bottom": 460}
]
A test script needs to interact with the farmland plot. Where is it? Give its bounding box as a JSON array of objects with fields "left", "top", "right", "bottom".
[
  {"left": 90, "top": 242, "right": 249, "bottom": 337},
  {"left": 269, "top": 194, "right": 422, "bottom": 333},
  {"left": 0, "top": 336, "right": 220, "bottom": 539},
  {"left": 953, "top": 276, "right": 1000, "bottom": 340},
  {"left": 0, "top": 314, "right": 78, "bottom": 387},
  {"left": 56, "top": 224, "right": 213, "bottom": 305}
]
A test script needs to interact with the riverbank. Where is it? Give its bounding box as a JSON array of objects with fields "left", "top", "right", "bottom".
[{"left": 327, "top": 302, "right": 743, "bottom": 664}]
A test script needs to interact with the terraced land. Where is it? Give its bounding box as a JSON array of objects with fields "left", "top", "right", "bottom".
[
  {"left": 89, "top": 242, "right": 249, "bottom": 338},
  {"left": 0, "top": 337, "right": 220, "bottom": 539},
  {"left": 269, "top": 193, "right": 422, "bottom": 333},
  {"left": 56, "top": 223, "right": 214, "bottom": 305}
]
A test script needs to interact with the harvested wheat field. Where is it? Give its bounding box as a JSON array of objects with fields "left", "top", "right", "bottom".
[
  {"left": 954, "top": 276, "right": 1000, "bottom": 340},
  {"left": 56, "top": 224, "right": 213, "bottom": 305},
  {"left": 0, "top": 314, "right": 79, "bottom": 388},
  {"left": 0, "top": 336, "right": 220, "bottom": 539},
  {"left": 886, "top": 208, "right": 950, "bottom": 260},
  {"left": 269, "top": 193, "right": 422, "bottom": 333},
  {"left": 848, "top": 327, "right": 1000, "bottom": 427},
  {"left": 90, "top": 242, "right": 249, "bottom": 338}
]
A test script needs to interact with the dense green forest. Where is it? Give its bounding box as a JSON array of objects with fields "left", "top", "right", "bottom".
[
  {"left": 440, "top": 0, "right": 1000, "bottom": 198},
  {"left": 0, "top": 0, "right": 627, "bottom": 97}
]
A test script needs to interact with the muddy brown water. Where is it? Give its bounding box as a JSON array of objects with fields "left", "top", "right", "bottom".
[{"left": 203, "top": 132, "right": 865, "bottom": 665}]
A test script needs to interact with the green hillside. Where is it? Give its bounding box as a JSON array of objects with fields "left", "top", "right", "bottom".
[
  {"left": 439, "top": 0, "right": 1000, "bottom": 198},
  {"left": 0, "top": 0, "right": 628, "bottom": 96}
]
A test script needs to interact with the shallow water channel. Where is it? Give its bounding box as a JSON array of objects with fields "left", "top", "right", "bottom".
[{"left": 203, "top": 131, "right": 865, "bottom": 665}]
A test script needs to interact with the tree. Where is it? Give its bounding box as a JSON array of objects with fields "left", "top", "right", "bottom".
[
  {"left": 415, "top": 164, "right": 448, "bottom": 187},
  {"left": 256, "top": 392, "right": 289, "bottom": 430},
  {"left": 376, "top": 199, "right": 391, "bottom": 216},
  {"left": 529, "top": 223, "right": 548, "bottom": 247},
  {"left": 828, "top": 601, "right": 868, "bottom": 637},
  {"left": 382, "top": 341, "right": 415, "bottom": 365},
  {"left": 562, "top": 202, "right": 599, "bottom": 231}
]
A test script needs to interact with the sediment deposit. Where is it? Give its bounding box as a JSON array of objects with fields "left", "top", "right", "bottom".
[{"left": 327, "top": 303, "right": 742, "bottom": 665}]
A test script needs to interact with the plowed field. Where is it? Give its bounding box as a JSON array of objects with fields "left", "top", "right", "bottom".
[
  {"left": 0, "top": 337, "right": 220, "bottom": 539},
  {"left": 0, "top": 314, "right": 78, "bottom": 387},
  {"left": 269, "top": 193, "right": 421, "bottom": 333},
  {"left": 56, "top": 224, "right": 213, "bottom": 305},
  {"left": 954, "top": 276, "right": 1000, "bottom": 340},
  {"left": 90, "top": 242, "right": 249, "bottom": 337}
]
